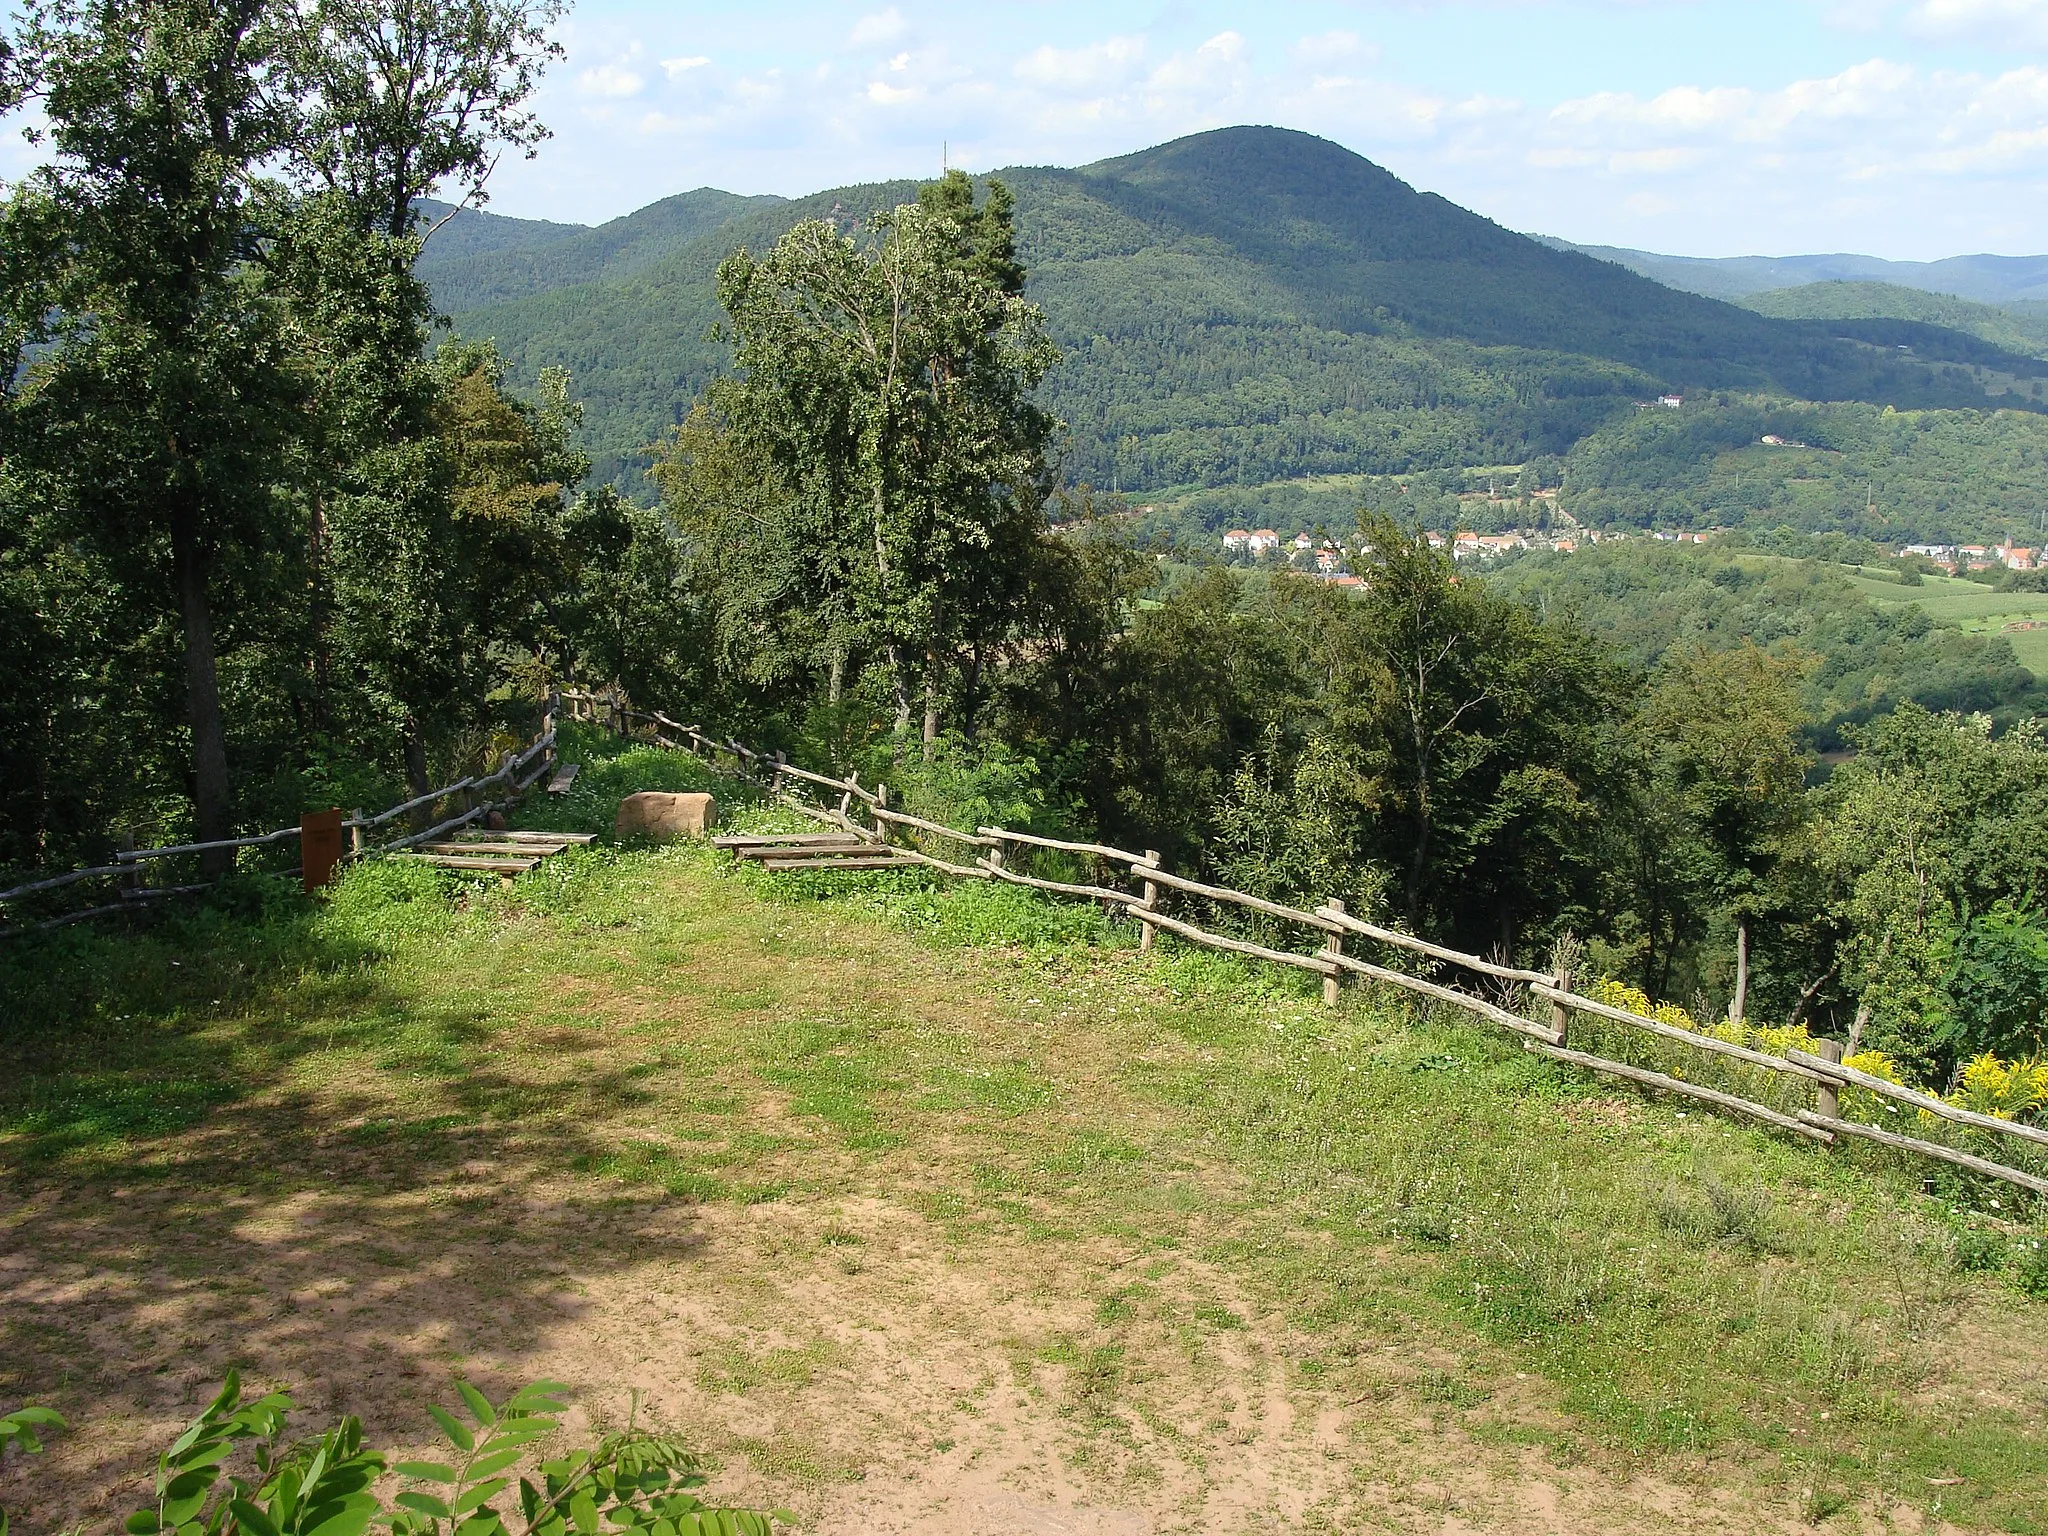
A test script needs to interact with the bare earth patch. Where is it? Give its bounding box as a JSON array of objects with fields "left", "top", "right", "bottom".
[{"left": 0, "top": 852, "right": 2030, "bottom": 1533}]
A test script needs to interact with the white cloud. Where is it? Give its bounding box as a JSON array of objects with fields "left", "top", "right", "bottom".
[
  {"left": 1293, "top": 30, "right": 1373, "bottom": 65},
  {"left": 1014, "top": 35, "right": 1147, "bottom": 91},
  {"left": 1909, "top": 0, "right": 2048, "bottom": 45},
  {"left": 485, "top": 12, "right": 2048, "bottom": 258},
  {"left": 848, "top": 7, "right": 908, "bottom": 47},
  {"left": 576, "top": 62, "right": 644, "bottom": 99}
]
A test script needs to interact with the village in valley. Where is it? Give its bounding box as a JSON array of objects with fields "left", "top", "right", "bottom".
[{"left": 1220, "top": 522, "right": 2043, "bottom": 581}]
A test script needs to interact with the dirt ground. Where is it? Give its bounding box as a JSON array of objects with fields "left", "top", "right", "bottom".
[
  {"left": 0, "top": 864, "right": 2014, "bottom": 1534},
  {"left": 1, "top": 1160, "right": 1982, "bottom": 1536}
]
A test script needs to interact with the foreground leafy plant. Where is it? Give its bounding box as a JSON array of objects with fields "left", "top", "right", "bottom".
[
  {"left": 120, "top": 1375, "right": 780, "bottom": 1536},
  {"left": 1, "top": 1403, "right": 66, "bottom": 1536}
]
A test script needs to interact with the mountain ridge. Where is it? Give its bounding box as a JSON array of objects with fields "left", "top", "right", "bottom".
[
  {"left": 421, "top": 127, "right": 2046, "bottom": 496},
  {"left": 1534, "top": 237, "right": 2048, "bottom": 305}
]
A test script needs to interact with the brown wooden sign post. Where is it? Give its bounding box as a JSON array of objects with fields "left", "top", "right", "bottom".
[{"left": 301, "top": 808, "right": 345, "bottom": 893}]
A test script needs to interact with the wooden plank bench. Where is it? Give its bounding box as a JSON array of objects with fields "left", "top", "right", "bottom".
[
  {"left": 455, "top": 829, "right": 596, "bottom": 845},
  {"left": 758, "top": 854, "right": 918, "bottom": 873},
  {"left": 727, "top": 841, "right": 877, "bottom": 863},
  {"left": 392, "top": 853, "right": 541, "bottom": 874},
  {"left": 420, "top": 839, "right": 574, "bottom": 857},
  {"left": 545, "top": 761, "right": 581, "bottom": 795},
  {"left": 712, "top": 833, "right": 867, "bottom": 851}
]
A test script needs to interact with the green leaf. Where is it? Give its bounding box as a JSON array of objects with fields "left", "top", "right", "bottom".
[
  {"left": 173, "top": 1440, "right": 236, "bottom": 1474},
  {"left": 455, "top": 1383, "right": 496, "bottom": 1429},
  {"left": 302, "top": 1498, "right": 379, "bottom": 1536},
  {"left": 427, "top": 1405, "right": 475, "bottom": 1454},
  {"left": 393, "top": 1462, "right": 459, "bottom": 1485},
  {"left": 160, "top": 1469, "right": 216, "bottom": 1525},
  {"left": 450, "top": 1478, "right": 510, "bottom": 1517},
  {"left": 226, "top": 1497, "right": 282, "bottom": 1536},
  {"left": 394, "top": 1493, "right": 452, "bottom": 1519},
  {"left": 463, "top": 1448, "right": 526, "bottom": 1481},
  {"left": 504, "top": 1383, "right": 572, "bottom": 1415},
  {"left": 123, "top": 1509, "right": 162, "bottom": 1534},
  {"left": 568, "top": 1491, "right": 599, "bottom": 1536}
]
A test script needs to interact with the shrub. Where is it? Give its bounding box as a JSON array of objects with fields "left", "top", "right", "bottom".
[{"left": 8, "top": 1376, "right": 780, "bottom": 1536}]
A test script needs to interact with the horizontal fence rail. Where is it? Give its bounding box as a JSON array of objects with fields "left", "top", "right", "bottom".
[
  {"left": 1, "top": 700, "right": 565, "bottom": 936},
  {"left": 631, "top": 698, "right": 2048, "bottom": 1204},
  {"left": 15, "top": 683, "right": 2047, "bottom": 1203}
]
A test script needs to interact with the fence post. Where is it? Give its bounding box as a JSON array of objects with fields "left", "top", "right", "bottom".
[
  {"left": 874, "top": 784, "right": 891, "bottom": 847},
  {"left": 1551, "top": 961, "right": 1572, "bottom": 1047},
  {"left": 986, "top": 834, "right": 1006, "bottom": 875},
  {"left": 349, "top": 810, "right": 364, "bottom": 860},
  {"left": 1815, "top": 1038, "right": 1844, "bottom": 1119},
  {"left": 1138, "top": 850, "right": 1161, "bottom": 952},
  {"left": 838, "top": 771, "right": 860, "bottom": 831},
  {"left": 771, "top": 750, "right": 787, "bottom": 800},
  {"left": 115, "top": 828, "right": 141, "bottom": 899},
  {"left": 1321, "top": 898, "right": 1344, "bottom": 1006}
]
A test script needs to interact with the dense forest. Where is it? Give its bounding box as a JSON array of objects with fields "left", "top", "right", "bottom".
[
  {"left": 1741, "top": 281, "right": 2048, "bottom": 361},
  {"left": 1134, "top": 396, "right": 2048, "bottom": 549},
  {"left": 5, "top": 8, "right": 2046, "bottom": 1119},
  {"left": 429, "top": 128, "right": 2044, "bottom": 502}
]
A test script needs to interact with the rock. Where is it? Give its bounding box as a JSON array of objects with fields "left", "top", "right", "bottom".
[
  {"left": 485, "top": 810, "right": 508, "bottom": 831},
  {"left": 614, "top": 791, "right": 717, "bottom": 841}
]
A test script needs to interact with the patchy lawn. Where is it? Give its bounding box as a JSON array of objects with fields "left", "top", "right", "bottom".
[{"left": 3, "top": 754, "right": 2047, "bottom": 1534}]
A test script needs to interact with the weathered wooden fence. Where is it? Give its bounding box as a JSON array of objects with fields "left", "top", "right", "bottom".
[
  {"left": 597, "top": 693, "right": 2048, "bottom": 1202},
  {"left": 0, "top": 698, "right": 564, "bottom": 936}
]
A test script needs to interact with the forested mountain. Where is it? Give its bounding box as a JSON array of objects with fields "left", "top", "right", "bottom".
[
  {"left": 1739, "top": 281, "right": 2048, "bottom": 360},
  {"left": 433, "top": 127, "right": 2039, "bottom": 495},
  {"left": 1537, "top": 238, "right": 2048, "bottom": 306},
  {"left": 415, "top": 188, "right": 785, "bottom": 312}
]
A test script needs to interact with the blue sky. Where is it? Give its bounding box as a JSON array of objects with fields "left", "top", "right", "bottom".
[{"left": 456, "top": 0, "right": 2048, "bottom": 258}]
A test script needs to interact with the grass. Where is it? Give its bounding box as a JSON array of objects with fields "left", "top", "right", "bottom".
[
  {"left": 1838, "top": 569, "right": 2048, "bottom": 672},
  {"left": 3, "top": 745, "right": 2048, "bottom": 1531}
]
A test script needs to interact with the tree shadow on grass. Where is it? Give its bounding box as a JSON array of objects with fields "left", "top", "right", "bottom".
[{"left": 0, "top": 869, "right": 736, "bottom": 1533}]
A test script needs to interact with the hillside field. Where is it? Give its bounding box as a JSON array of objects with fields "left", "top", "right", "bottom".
[
  {"left": 4, "top": 739, "right": 2048, "bottom": 1534},
  {"left": 1838, "top": 571, "right": 2048, "bottom": 674}
]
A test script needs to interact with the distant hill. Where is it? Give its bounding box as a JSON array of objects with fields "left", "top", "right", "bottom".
[
  {"left": 1737, "top": 281, "right": 2048, "bottom": 360},
  {"left": 426, "top": 128, "right": 2045, "bottom": 496},
  {"left": 1536, "top": 238, "right": 2048, "bottom": 306},
  {"left": 416, "top": 188, "right": 785, "bottom": 313}
]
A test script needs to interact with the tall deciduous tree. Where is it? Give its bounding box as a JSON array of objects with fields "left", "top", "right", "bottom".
[
  {"left": 714, "top": 185, "right": 1058, "bottom": 754},
  {"left": 277, "top": 0, "right": 566, "bottom": 793},
  {"left": 0, "top": 0, "right": 301, "bottom": 870},
  {"left": 1641, "top": 641, "right": 1811, "bottom": 1022}
]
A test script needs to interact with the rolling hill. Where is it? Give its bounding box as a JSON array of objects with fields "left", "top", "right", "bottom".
[
  {"left": 1536, "top": 238, "right": 2048, "bottom": 306},
  {"left": 1736, "top": 280, "right": 2048, "bottom": 360},
  {"left": 429, "top": 127, "right": 2046, "bottom": 497}
]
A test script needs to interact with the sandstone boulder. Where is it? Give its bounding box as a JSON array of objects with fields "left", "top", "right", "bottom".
[{"left": 614, "top": 791, "right": 717, "bottom": 841}]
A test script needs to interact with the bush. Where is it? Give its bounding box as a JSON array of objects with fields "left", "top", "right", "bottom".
[{"left": 6, "top": 1377, "right": 782, "bottom": 1536}]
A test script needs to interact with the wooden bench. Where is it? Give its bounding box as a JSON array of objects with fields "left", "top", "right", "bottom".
[{"left": 546, "top": 761, "right": 581, "bottom": 795}]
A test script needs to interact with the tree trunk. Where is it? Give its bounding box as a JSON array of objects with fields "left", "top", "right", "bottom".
[
  {"left": 1730, "top": 918, "right": 1750, "bottom": 1024},
  {"left": 309, "top": 493, "right": 330, "bottom": 732},
  {"left": 887, "top": 643, "right": 912, "bottom": 736},
  {"left": 172, "top": 513, "right": 233, "bottom": 876},
  {"left": 827, "top": 647, "right": 845, "bottom": 706},
  {"left": 403, "top": 713, "right": 431, "bottom": 828},
  {"left": 1846, "top": 999, "right": 1870, "bottom": 1056},
  {"left": 922, "top": 645, "right": 941, "bottom": 760}
]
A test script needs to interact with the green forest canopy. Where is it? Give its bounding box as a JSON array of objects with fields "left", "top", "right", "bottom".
[{"left": 427, "top": 127, "right": 2047, "bottom": 511}]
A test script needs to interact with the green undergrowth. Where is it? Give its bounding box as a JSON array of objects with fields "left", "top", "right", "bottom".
[{"left": 3, "top": 762, "right": 2048, "bottom": 1530}]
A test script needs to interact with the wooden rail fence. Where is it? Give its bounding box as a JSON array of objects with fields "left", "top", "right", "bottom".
[
  {"left": 11, "top": 683, "right": 2043, "bottom": 1203},
  {"left": 601, "top": 693, "right": 2048, "bottom": 1203},
  {"left": 0, "top": 698, "right": 565, "bottom": 936}
]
